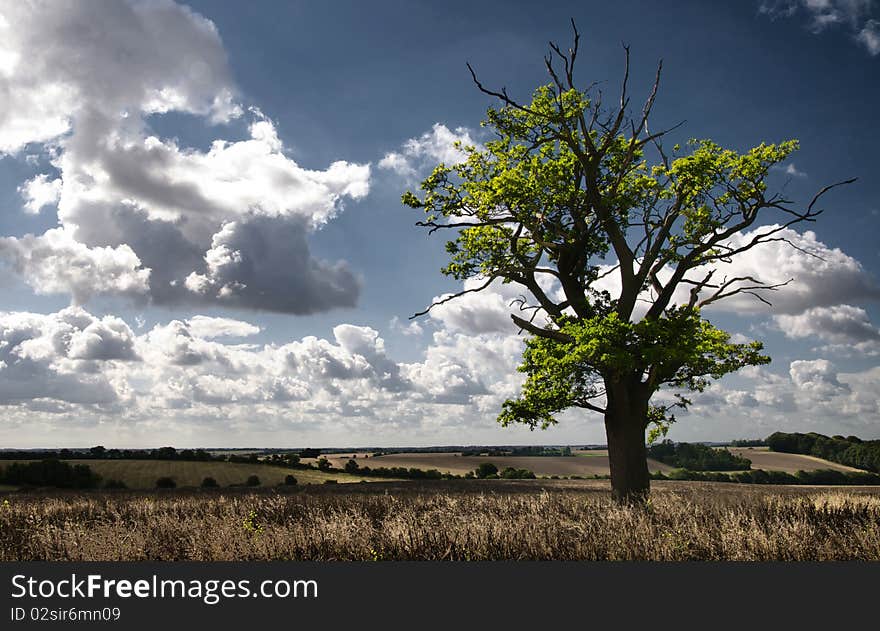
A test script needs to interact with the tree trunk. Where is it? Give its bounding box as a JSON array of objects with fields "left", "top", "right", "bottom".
[{"left": 604, "top": 377, "right": 651, "bottom": 504}]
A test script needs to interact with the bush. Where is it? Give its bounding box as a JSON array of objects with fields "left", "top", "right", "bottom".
[
  {"left": 103, "top": 479, "right": 127, "bottom": 489},
  {"left": 201, "top": 477, "right": 219, "bottom": 488},
  {"left": 155, "top": 477, "right": 176, "bottom": 489},
  {"left": 283, "top": 474, "right": 297, "bottom": 486},
  {"left": 323, "top": 479, "right": 338, "bottom": 485},
  {"left": 647, "top": 440, "right": 751, "bottom": 471},
  {"left": 344, "top": 459, "right": 360, "bottom": 474},
  {"left": 474, "top": 462, "right": 499, "bottom": 479},
  {"left": 245, "top": 475, "right": 261, "bottom": 487},
  {"left": 500, "top": 467, "right": 536, "bottom": 479}
]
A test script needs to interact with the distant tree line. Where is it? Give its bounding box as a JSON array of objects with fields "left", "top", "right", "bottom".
[
  {"left": 460, "top": 446, "right": 573, "bottom": 457},
  {"left": 647, "top": 441, "right": 752, "bottom": 471},
  {"left": 729, "top": 439, "right": 766, "bottom": 447},
  {"left": 766, "top": 432, "right": 880, "bottom": 473},
  {"left": 0, "top": 459, "right": 102, "bottom": 488},
  {"left": 654, "top": 467, "right": 880, "bottom": 485}
]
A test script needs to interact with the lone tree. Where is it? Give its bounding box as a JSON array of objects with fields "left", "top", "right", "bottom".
[{"left": 402, "top": 22, "right": 853, "bottom": 502}]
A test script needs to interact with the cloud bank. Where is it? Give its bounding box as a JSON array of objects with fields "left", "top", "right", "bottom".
[{"left": 0, "top": 0, "right": 370, "bottom": 314}]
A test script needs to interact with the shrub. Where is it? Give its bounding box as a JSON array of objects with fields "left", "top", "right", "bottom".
[
  {"left": 474, "top": 462, "right": 499, "bottom": 479},
  {"left": 201, "top": 477, "right": 219, "bottom": 488},
  {"left": 283, "top": 475, "right": 297, "bottom": 486},
  {"left": 323, "top": 479, "right": 338, "bottom": 485},
  {"left": 245, "top": 475, "right": 261, "bottom": 487},
  {"left": 155, "top": 477, "right": 176, "bottom": 489}
]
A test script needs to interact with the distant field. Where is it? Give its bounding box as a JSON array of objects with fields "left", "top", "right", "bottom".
[
  {"left": 726, "top": 447, "right": 863, "bottom": 473},
  {"left": 314, "top": 452, "right": 675, "bottom": 476},
  {"left": 315, "top": 447, "right": 864, "bottom": 477},
  {"left": 1, "top": 460, "right": 378, "bottom": 489}
]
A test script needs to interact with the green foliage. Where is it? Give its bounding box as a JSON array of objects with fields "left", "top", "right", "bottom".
[
  {"left": 499, "top": 467, "right": 537, "bottom": 479},
  {"left": 155, "top": 476, "right": 176, "bottom": 489},
  {"left": 657, "top": 467, "right": 880, "bottom": 485},
  {"left": 0, "top": 459, "right": 102, "bottom": 489},
  {"left": 283, "top": 474, "right": 298, "bottom": 486},
  {"left": 245, "top": 475, "right": 261, "bottom": 487},
  {"left": 201, "top": 477, "right": 219, "bottom": 488},
  {"left": 648, "top": 440, "right": 751, "bottom": 471},
  {"left": 474, "top": 462, "right": 499, "bottom": 479},
  {"left": 499, "top": 308, "right": 769, "bottom": 430},
  {"left": 766, "top": 432, "right": 880, "bottom": 473}
]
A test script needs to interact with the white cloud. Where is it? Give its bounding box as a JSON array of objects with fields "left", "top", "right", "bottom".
[
  {"left": 0, "top": 308, "right": 137, "bottom": 407},
  {"left": 775, "top": 304, "right": 880, "bottom": 355},
  {"left": 0, "top": 0, "right": 370, "bottom": 315},
  {"left": 0, "top": 228, "right": 150, "bottom": 304},
  {"left": 789, "top": 358, "right": 849, "bottom": 396},
  {"left": 856, "top": 19, "right": 880, "bottom": 54},
  {"left": 379, "top": 123, "right": 477, "bottom": 180},
  {"left": 18, "top": 174, "right": 62, "bottom": 214},
  {"left": 185, "top": 316, "right": 260, "bottom": 339},
  {"left": 758, "top": 1, "right": 880, "bottom": 54}
]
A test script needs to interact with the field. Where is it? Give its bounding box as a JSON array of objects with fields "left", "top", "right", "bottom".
[
  {"left": 3, "top": 481, "right": 880, "bottom": 561},
  {"left": 726, "top": 447, "right": 863, "bottom": 473},
  {"left": 1, "top": 459, "right": 378, "bottom": 489},
  {"left": 316, "top": 448, "right": 854, "bottom": 476}
]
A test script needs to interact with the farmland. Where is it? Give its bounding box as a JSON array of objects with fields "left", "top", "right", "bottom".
[
  {"left": 0, "top": 459, "right": 377, "bottom": 489},
  {"left": 726, "top": 447, "right": 864, "bottom": 473},
  {"left": 314, "top": 448, "right": 855, "bottom": 477},
  {"left": 2, "top": 480, "right": 880, "bottom": 561}
]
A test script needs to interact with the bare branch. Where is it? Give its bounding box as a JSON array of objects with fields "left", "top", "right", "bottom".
[
  {"left": 410, "top": 276, "right": 496, "bottom": 319},
  {"left": 511, "top": 314, "right": 575, "bottom": 343}
]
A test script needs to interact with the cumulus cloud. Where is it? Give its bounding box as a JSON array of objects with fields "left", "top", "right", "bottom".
[
  {"left": 182, "top": 216, "right": 360, "bottom": 314},
  {"left": 185, "top": 316, "right": 260, "bottom": 339},
  {"left": 789, "top": 358, "right": 850, "bottom": 395},
  {"left": 775, "top": 304, "right": 880, "bottom": 355},
  {"left": 0, "top": 308, "right": 137, "bottom": 407},
  {"left": 0, "top": 228, "right": 151, "bottom": 304},
  {"left": 0, "top": 0, "right": 370, "bottom": 315},
  {"left": 758, "top": 1, "right": 880, "bottom": 55},
  {"left": 590, "top": 225, "right": 879, "bottom": 323},
  {"left": 18, "top": 174, "right": 62, "bottom": 214},
  {"left": 856, "top": 18, "right": 880, "bottom": 53},
  {"left": 379, "top": 123, "right": 478, "bottom": 180}
]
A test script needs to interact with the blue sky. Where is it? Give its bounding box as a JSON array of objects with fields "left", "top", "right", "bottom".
[{"left": 0, "top": 0, "right": 877, "bottom": 448}]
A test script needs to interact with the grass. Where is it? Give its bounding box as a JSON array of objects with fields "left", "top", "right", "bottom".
[
  {"left": 2, "top": 480, "right": 879, "bottom": 560},
  {"left": 0, "top": 459, "right": 379, "bottom": 489}
]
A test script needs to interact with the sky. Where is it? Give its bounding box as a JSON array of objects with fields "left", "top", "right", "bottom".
[{"left": 0, "top": 0, "right": 878, "bottom": 448}]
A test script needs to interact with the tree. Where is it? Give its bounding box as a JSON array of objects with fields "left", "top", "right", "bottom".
[
  {"left": 155, "top": 476, "right": 176, "bottom": 489},
  {"left": 402, "top": 22, "right": 853, "bottom": 502},
  {"left": 246, "top": 475, "right": 261, "bottom": 487},
  {"left": 474, "top": 462, "right": 499, "bottom": 479}
]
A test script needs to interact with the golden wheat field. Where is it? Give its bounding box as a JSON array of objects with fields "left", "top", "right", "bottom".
[{"left": 2, "top": 480, "right": 880, "bottom": 561}]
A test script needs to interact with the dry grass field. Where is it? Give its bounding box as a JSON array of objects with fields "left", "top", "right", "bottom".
[
  {"left": 2, "top": 480, "right": 879, "bottom": 561},
  {"left": 1, "top": 460, "right": 378, "bottom": 488}
]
